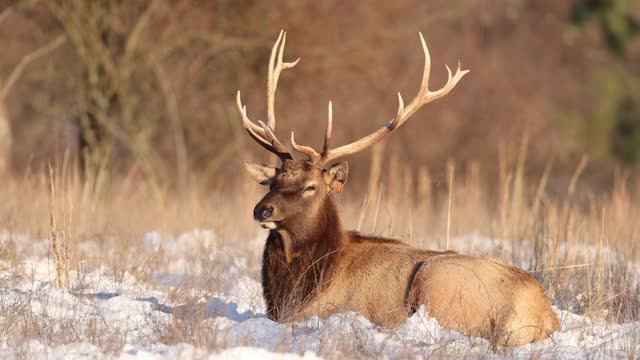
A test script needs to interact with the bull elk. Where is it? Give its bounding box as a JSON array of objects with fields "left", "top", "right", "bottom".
[{"left": 238, "top": 31, "right": 560, "bottom": 346}]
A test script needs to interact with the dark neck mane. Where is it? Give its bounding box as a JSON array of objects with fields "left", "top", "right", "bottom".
[
  {"left": 288, "top": 197, "right": 344, "bottom": 257},
  {"left": 261, "top": 197, "right": 345, "bottom": 321}
]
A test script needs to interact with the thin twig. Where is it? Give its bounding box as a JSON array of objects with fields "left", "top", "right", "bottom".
[
  {"left": 48, "top": 163, "right": 61, "bottom": 287},
  {"left": 446, "top": 162, "right": 455, "bottom": 250},
  {"left": 529, "top": 263, "right": 592, "bottom": 273},
  {"left": 372, "top": 183, "right": 384, "bottom": 234},
  {"left": 1, "top": 35, "right": 66, "bottom": 98},
  {"left": 153, "top": 63, "right": 188, "bottom": 198},
  {"left": 567, "top": 155, "right": 588, "bottom": 199},
  {"left": 356, "top": 193, "right": 369, "bottom": 232}
]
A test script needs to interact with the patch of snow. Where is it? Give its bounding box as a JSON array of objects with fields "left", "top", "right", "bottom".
[{"left": 0, "top": 230, "right": 638, "bottom": 359}]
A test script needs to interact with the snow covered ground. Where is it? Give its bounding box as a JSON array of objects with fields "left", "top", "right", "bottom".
[{"left": 0, "top": 230, "right": 638, "bottom": 359}]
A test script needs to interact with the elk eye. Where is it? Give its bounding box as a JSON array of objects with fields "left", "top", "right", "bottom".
[{"left": 304, "top": 185, "right": 316, "bottom": 192}]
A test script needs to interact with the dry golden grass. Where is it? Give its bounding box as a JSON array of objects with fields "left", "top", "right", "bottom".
[{"left": 0, "top": 152, "right": 638, "bottom": 357}]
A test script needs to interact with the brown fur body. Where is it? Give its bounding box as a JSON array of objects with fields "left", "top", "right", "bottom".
[
  {"left": 262, "top": 226, "right": 560, "bottom": 347},
  {"left": 255, "top": 162, "right": 560, "bottom": 347}
]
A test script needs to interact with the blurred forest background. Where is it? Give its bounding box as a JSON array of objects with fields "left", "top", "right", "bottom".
[
  {"left": 2, "top": 2, "right": 640, "bottom": 353},
  {"left": 1, "top": 0, "right": 639, "bottom": 198}
]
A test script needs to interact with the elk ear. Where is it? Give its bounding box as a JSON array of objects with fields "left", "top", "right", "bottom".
[
  {"left": 323, "top": 161, "right": 349, "bottom": 194},
  {"left": 245, "top": 161, "right": 277, "bottom": 185}
]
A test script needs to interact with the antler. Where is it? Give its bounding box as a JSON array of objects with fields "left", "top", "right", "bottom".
[
  {"left": 291, "top": 33, "right": 469, "bottom": 167},
  {"left": 237, "top": 30, "right": 300, "bottom": 162}
]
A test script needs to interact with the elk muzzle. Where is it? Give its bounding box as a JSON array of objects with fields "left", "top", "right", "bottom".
[{"left": 253, "top": 200, "right": 280, "bottom": 229}]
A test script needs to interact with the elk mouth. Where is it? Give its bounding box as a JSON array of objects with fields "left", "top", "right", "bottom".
[{"left": 259, "top": 220, "right": 283, "bottom": 229}]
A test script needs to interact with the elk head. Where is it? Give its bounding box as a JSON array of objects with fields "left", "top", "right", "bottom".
[
  {"left": 239, "top": 30, "right": 468, "bottom": 234},
  {"left": 246, "top": 160, "right": 348, "bottom": 231}
]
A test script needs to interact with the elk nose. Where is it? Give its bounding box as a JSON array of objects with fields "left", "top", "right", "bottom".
[{"left": 254, "top": 205, "right": 274, "bottom": 221}]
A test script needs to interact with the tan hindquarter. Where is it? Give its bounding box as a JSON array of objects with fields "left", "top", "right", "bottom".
[
  {"left": 412, "top": 256, "right": 560, "bottom": 346},
  {"left": 297, "top": 243, "right": 559, "bottom": 347}
]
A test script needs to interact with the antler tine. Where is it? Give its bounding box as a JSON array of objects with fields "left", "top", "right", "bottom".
[
  {"left": 267, "top": 30, "right": 300, "bottom": 129},
  {"left": 323, "top": 101, "right": 333, "bottom": 155},
  {"left": 291, "top": 132, "right": 320, "bottom": 163},
  {"left": 237, "top": 93, "right": 291, "bottom": 159},
  {"left": 237, "top": 91, "right": 266, "bottom": 137},
  {"left": 418, "top": 32, "right": 431, "bottom": 94},
  {"left": 295, "top": 33, "right": 469, "bottom": 167},
  {"left": 258, "top": 120, "right": 289, "bottom": 154},
  {"left": 290, "top": 101, "right": 334, "bottom": 163},
  {"left": 237, "top": 31, "right": 299, "bottom": 162}
]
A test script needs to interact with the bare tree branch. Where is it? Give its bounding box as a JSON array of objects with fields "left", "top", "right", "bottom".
[
  {"left": 1, "top": 35, "right": 66, "bottom": 99},
  {"left": 123, "top": 0, "right": 160, "bottom": 62},
  {"left": 153, "top": 62, "right": 188, "bottom": 197}
]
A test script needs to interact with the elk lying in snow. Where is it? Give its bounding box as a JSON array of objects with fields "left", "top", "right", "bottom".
[{"left": 237, "top": 31, "right": 560, "bottom": 347}]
